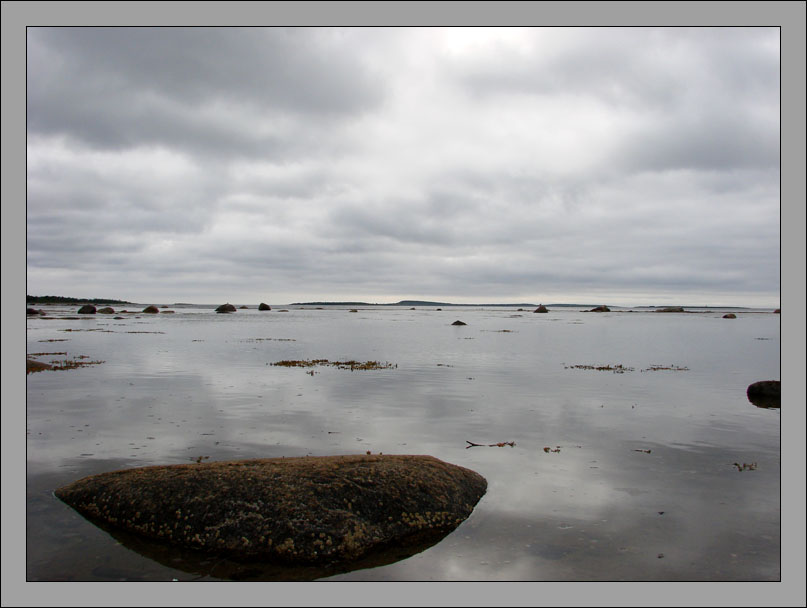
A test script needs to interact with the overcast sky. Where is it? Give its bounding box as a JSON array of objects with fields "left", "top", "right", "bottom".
[{"left": 25, "top": 26, "right": 781, "bottom": 306}]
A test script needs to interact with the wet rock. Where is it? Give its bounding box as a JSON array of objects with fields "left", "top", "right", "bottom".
[
  {"left": 534, "top": 305, "right": 549, "bottom": 313},
  {"left": 27, "top": 308, "right": 45, "bottom": 315},
  {"left": 259, "top": 303, "right": 271, "bottom": 311},
  {"left": 746, "top": 380, "right": 780, "bottom": 409},
  {"left": 239, "top": 306, "right": 249, "bottom": 309},
  {"left": 216, "top": 303, "right": 237, "bottom": 313},
  {"left": 77, "top": 305, "right": 97, "bottom": 314},
  {"left": 587, "top": 305, "right": 610, "bottom": 313},
  {"left": 142, "top": 305, "right": 160, "bottom": 314},
  {"left": 723, "top": 313, "right": 736, "bottom": 319},
  {"left": 55, "top": 454, "right": 487, "bottom": 566},
  {"left": 451, "top": 320, "right": 467, "bottom": 326},
  {"left": 97, "top": 307, "right": 115, "bottom": 314},
  {"left": 656, "top": 307, "right": 685, "bottom": 313},
  {"left": 27, "top": 358, "right": 53, "bottom": 374}
]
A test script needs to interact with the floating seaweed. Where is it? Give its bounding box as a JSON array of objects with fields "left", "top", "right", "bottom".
[
  {"left": 271, "top": 359, "right": 397, "bottom": 371},
  {"left": 641, "top": 365, "right": 689, "bottom": 372},
  {"left": 466, "top": 441, "right": 516, "bottom": 449},
  {"left": 565, "top": 364, "right": 635, "bottom": 373}
]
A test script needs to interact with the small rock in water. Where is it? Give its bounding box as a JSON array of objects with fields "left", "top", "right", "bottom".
[{"left": 746, "top": 380, "right": 780, "bottom": 409}]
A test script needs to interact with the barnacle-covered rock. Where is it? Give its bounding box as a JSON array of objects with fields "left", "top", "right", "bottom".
[{"left": 55, "top": 454, "right": 487, "bottom": 567}]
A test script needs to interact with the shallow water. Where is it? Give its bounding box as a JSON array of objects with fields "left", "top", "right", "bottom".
[{"left": 26, "top": 305, "right": 780, "bottom": 581}]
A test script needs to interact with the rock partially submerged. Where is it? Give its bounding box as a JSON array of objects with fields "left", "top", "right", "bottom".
[
  {"left": 656, "top": 307, "right": 685, "bottom": 313},
  {"left": 77, "top": 305, "right": 96, "bottom": 314},
  {"left": 534, "top": 305, "right": 549, "bottom": 313},
  {"left": 27, "top": 308, "right": 45, "bottom": 315},
  {"left": 27, "top": 358, "right": 53, "bottom": 374},
  {"left": 142, "top": 305, "right": 160, "bottom": 314},
  {"left": 97, "top": 307, "right": 115, "bottom": 314},
  {"left": 587, "top": 305, "right": 610, "bottom": 313},
  {"left": 216, "top": 303, "right": 237, "bottom": 313},
  {"left": 258, "top": 303, "right": 271, "bottom": 311},
  {"left": 451, "top": 320, "right": 467, "bottom": 326},
  {"left": 55, "top": 454, "right": 486, "bottom": 567},
  {"left": 746, "top": 380, "right": 780, "bottom": 409},
  {"left": 723, "top": 313, "right": 737, "bottom": 319}
]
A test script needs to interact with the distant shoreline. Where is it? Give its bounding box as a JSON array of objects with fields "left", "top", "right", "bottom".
[
  {"left": 27, "top": 295, "right": 772, "bottom": 311},
  {"left": 26, "top": 295, "right": 133, "bottom": 305}
]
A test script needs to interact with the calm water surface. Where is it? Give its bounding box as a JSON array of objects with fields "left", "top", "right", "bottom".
[{"left": 26, "top": 305, "right": 780, "bottom": 581}]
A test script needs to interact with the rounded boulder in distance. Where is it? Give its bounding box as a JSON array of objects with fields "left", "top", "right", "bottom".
[
  {"left": 54, "top": 454, "right": 487, "bottom": 566},
  {"left": 451, "top": 320, "right": 467, "bottom": 326},
  {"left": 216, "top": 303, "right": 237, "bottom": 313},
  {"left": 142, "top": 305, "right": 160, "bottom": 314},
  {"left": 259, "top": 303, "right": 271, "bottom": 311},
  {"left": 77, "top": 305, "right": 96, "bottom": 314}
]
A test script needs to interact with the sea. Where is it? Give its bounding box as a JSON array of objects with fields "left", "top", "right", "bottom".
[{"left": 25, "top": 303, "right": 781, "bottom": 581}]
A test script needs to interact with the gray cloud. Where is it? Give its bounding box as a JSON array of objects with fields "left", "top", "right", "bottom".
[{"left": 26, "top": 27, "right": 780, "bottom": 306}]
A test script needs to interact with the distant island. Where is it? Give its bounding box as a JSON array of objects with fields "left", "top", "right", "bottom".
[
  {"left": 291, "top": 300, "right": 590, "bottom": 308},
  {"left": 27, "top": 295, "right": 133, "bottom": 305}
]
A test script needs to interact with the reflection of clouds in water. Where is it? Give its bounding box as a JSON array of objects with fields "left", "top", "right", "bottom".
[{"left": 26, "top": 310, "right": 780, "bottom": 581}]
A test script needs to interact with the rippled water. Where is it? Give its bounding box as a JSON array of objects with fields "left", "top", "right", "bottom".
[{"left": 26, "top": 305, "right": 780, "bottom": 581}]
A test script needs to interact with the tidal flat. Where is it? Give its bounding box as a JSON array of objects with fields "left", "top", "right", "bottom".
[{"left": 26, "top": 304, "right": 780, "bottom": 581}]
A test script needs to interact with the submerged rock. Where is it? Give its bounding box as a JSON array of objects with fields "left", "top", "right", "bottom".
[
  {"left": 142, "top": 305, "right": 160, "bottom": 314},
  {"left": 258, "top": 303, "right": 271, "bottom": 311},
  {"left": 216, "top": 303, "right": 237, "bottom": 313},
  {"left": 77, "top": 305, "right": 96, "bottom": 314},
  {"left": 27, "top": 358, "right": 53, "bottom": 374},
  {"left": 656, "top": 307, "right": 685, "bottom": 313},
  {"left": 746, "top": 380, "right": 780, "bottom": 409},
  {"left": 451, "top": 320, "right": 467, "bottom": 326},
  {"left": 55, "top": 454, "right": 486, "bottom": 567}
]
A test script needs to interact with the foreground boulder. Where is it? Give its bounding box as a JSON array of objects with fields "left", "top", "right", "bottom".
[
  {"left": 77, "top": 305, "right": 96, "bottom": 314},
  {"left": 216, "top": 303, "right": 237, "bottom": 313},
  {"left": 746, "top": 380, "right": 780, "bottom": 409},
  {"left": 259, "top": 303, "right": 271, "bottom": 311},
  {"left": 55, "top": 454, "right": 486, "bottom": 566},
  {"left": 142, "top": 305, "right": 160, "bottom": 314}
]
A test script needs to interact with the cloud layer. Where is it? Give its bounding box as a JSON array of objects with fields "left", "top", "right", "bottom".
[{"left": 26, "top": 27, "right": 780, "bottom": 305}]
